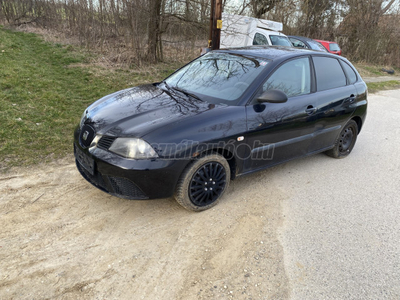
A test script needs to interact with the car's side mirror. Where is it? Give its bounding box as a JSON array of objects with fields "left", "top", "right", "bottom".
[{"left": 257, "top": 89, "right": 288, "bottom": 103}]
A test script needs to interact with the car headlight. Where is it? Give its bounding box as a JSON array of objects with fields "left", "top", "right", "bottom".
[{"left": 109, "top": 138, "right": 158, "bottom": 159}]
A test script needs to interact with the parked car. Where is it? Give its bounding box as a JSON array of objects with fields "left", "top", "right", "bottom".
[
  {"left": 315, "top": 39, "right": 342, "bottom": 55},
  {"left": 74, "top": 46, "right": 367, "bottom": 211},
  {"left": 221, "top": 13, "right": 292, "bottom": 48},
  {"left": 288, "top": 35, "right": 327, "bottom": 52}
]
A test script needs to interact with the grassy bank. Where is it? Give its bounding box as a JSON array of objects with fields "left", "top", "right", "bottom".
[
  {"left": 1, "top": 27, "right": 399, "bottom": 169},
  {"left": 0, "top": 27, "right": 179, "bottom": 169},
  {"left": 366, "top": 81, "right": 400, "bottom": 94},
  {"left": 354, "top": 63, "right": 400, "bottom": 78}
]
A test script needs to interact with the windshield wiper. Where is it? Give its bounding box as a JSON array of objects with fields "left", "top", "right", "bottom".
[
  {"left": 161, "top": 80, "right": 174, "bottom": 93},
  {"left": 170, "top": 86, "right": 202, "bottom": 101},
  {"left": 161, "top": 81, "right": 202, "bottom": 102}
]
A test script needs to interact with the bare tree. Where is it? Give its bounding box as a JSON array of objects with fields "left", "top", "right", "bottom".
[
  {"left": 0, "top": 0, "right": 399, "bottom": 67},
  {"left": 250, "top": 0, "right": 285, "bottom": 18},
  {"left": 340, "top": 0, "right": 398, "bottom": 63}
]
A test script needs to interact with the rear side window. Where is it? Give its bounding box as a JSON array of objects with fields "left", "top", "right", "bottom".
[
  {"left": 341, "top": 61, "right": 357, "bottom": 84},
  {"left": 313, "top": 56, "right": 346, "bottom": 91},
  {"left": 253, "top": 33, "right": 268, "bottom": 45}
]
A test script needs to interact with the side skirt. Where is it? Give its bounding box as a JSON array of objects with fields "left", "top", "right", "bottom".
[{"left": 235, "top": 145, "right": 334, "bottom": 178}]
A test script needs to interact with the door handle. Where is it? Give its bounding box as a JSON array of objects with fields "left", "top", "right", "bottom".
[
  {"left": 345, "top": 94, "right": 356, "bottom": 103},
  {"left": 305, "top": 105, "right": 317, "bottom": 115}
]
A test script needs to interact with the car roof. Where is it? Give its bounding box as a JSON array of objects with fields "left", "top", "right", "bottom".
[
  {"left": 288, "top": 35, "right": 314, "bottom": 42},
  {"left": 217, "top": 45, "right": 334, "bottom": 61},
  {"left": 314, "top": 39, "right": 338, "bottom": 45}
]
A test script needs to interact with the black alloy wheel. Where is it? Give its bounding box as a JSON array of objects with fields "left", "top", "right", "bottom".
[
  {"left": 175, "top": 154, "right": 230, "bottom": 211},
  {"left": 189, "top": 162, "right": 227, "bottom": 207}
]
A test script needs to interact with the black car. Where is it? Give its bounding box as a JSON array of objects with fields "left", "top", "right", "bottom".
[
  {"left": 74, "top": 46, "right": 367, "bottom": 211},
  {"left": 288, "top": 35, "right": 328, "bottom": 52}
]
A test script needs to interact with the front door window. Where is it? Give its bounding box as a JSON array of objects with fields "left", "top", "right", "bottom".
[
  {"left": 262, "top": 57, "right": 311, "bottom": 98},
  {"left": 253, "top": 33, "right": 268, "bottom": 45}
]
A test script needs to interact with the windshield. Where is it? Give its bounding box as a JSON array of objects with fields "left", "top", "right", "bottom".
[
  {"left": 270, "top": 35, "right": 293, "bottom": 47},
  {"left": 164, "top": 52, "right": 269, "bottom": 105},
  {"left": 308, "top": 40, "right": 328, "bottom": 52},
  {"left": 329, "top": 43, "right": 341, "bottom": 51}
]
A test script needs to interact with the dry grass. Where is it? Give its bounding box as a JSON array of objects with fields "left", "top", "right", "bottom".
[
  {"left": 15, "top": 24, "right": 202, "bottom": 70},
  {"left": 354, "top": 62, "right": 399, "bottom": 77}
]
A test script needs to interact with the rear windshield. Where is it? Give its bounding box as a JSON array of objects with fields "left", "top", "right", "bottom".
[
  {"left": 329, "top": 43, "right": 341, "bottom": 51},
  {"left": 270, "top": 35, "right": 293, "bottom": 47}
]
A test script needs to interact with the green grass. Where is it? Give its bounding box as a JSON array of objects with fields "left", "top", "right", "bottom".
[
  {"left": 1, "top": 27, "right": 399, "bottom": 170},
  {"left": 0, "top": 27, "right": 179, "bottom": 169},
  {"left": 364, "top": 66, "right": 384, "bottom": 76},
  {"left": 366, "top": 80, "right": 400, "bottom": 94},
  {"left": 354, "top": 63, "right": 400, "bottom": 78}
]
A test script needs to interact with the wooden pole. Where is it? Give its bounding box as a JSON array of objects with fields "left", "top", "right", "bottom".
[
  {"left": 208, "top": 0, "right": 215, "bottom": 49},
  {"left": 212, "top": 0, "right": 222, "bottom": 50},
  {"left": 208, "top": 0, "right": 222, "bottom": 50}
]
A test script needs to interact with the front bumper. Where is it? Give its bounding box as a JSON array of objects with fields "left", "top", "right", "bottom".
[{"left": 73, "top": 139, "right": 190, "bottom": 200}]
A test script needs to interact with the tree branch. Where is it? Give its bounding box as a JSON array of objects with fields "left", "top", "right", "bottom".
[{"left": 381, "top": 0, "right": 395, "bottom": 15}]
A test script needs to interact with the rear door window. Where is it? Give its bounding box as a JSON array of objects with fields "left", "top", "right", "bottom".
[{"left": 313, "top": 56, "right": 346, "bottom": 91}]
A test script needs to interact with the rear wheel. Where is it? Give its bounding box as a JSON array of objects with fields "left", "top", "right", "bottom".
[
  {"left": 325, "top": 120, "right": 358, "bottom": 158},
  {"left": 175, "top": 154, "right": 230, "bottom": 211}
]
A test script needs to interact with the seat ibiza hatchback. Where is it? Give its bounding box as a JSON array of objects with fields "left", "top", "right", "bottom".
[{"left": 74, "top": 46, "right": 367, "bottom": 211}]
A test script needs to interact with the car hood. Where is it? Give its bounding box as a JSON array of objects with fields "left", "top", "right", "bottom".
[{"left": 84, "top": 84, "right": 220, "bottom": 137}]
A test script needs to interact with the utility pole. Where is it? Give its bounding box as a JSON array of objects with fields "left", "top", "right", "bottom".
[{"left": 208, "top": 0, "right": 222, "bottom": 50}]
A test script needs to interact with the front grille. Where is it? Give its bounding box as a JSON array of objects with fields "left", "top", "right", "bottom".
[
  {"left": 98, "top": 136, "right": 116, "bottom": 150},
  {"left": 108, "top": 176, "right": 148, "bottom": 199}
]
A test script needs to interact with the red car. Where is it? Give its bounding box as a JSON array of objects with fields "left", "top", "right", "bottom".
[{"left": 315, "top": 39, "right": 342, "bottom": 55}]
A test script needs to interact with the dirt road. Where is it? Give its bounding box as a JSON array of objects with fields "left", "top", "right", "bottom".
[
  {"left": 0, "top": 159, "right": 289, "bottom": 299},
  {"left": 362, "top": 75, "right": 400, "bottom": 83},
  {"left": 2, "top": 89, "right": 400, "bottom": 300}
]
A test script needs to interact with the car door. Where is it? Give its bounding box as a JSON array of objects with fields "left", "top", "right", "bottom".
[
  {"left": 309, "top": 56, "right": 358, "bottom": 152},
  {"left": 244, "top": 56, "right": 319, "bottom": 173}
]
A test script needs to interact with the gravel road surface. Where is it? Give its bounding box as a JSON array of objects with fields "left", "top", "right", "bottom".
[
  {"left": 0, "top": 89, "right": 399, "bottom": 299},
  {"left": 280, "top": 89, "right": 400, "bottom": 299},
  {"left": 363, "top": 76, "right": 400, "bottom": 83}
]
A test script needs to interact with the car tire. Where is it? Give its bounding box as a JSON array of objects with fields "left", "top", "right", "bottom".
[
  {"left": 325, "top": 120, "right": 358, "bottom": 159},
  {"left": 175, "top": 153, "right": 230, "bottom": 211}
]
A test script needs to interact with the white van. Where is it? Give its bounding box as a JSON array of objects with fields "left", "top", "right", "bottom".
[{"left": 220, "top": 13, "right": 292, "bottom": 48}]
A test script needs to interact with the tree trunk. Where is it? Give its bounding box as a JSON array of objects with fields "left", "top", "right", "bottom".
[{"left": 147, "top": 0, "right": 162, "bottom": 63}]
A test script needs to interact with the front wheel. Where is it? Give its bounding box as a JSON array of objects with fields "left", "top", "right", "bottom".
[
  {"left": 325, "top": 120, "right": 358, "bottom": 159},
  {"left": 175, "top": 154, "right": 230, "bottom": 211}
]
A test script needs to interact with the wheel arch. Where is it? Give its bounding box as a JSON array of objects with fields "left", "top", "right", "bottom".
[
  {"left": 201, "top": 148, "right": 237, "bottom": 180},
  {"left": 351, "top": 116, "right": 363, "bottom": 134}
]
